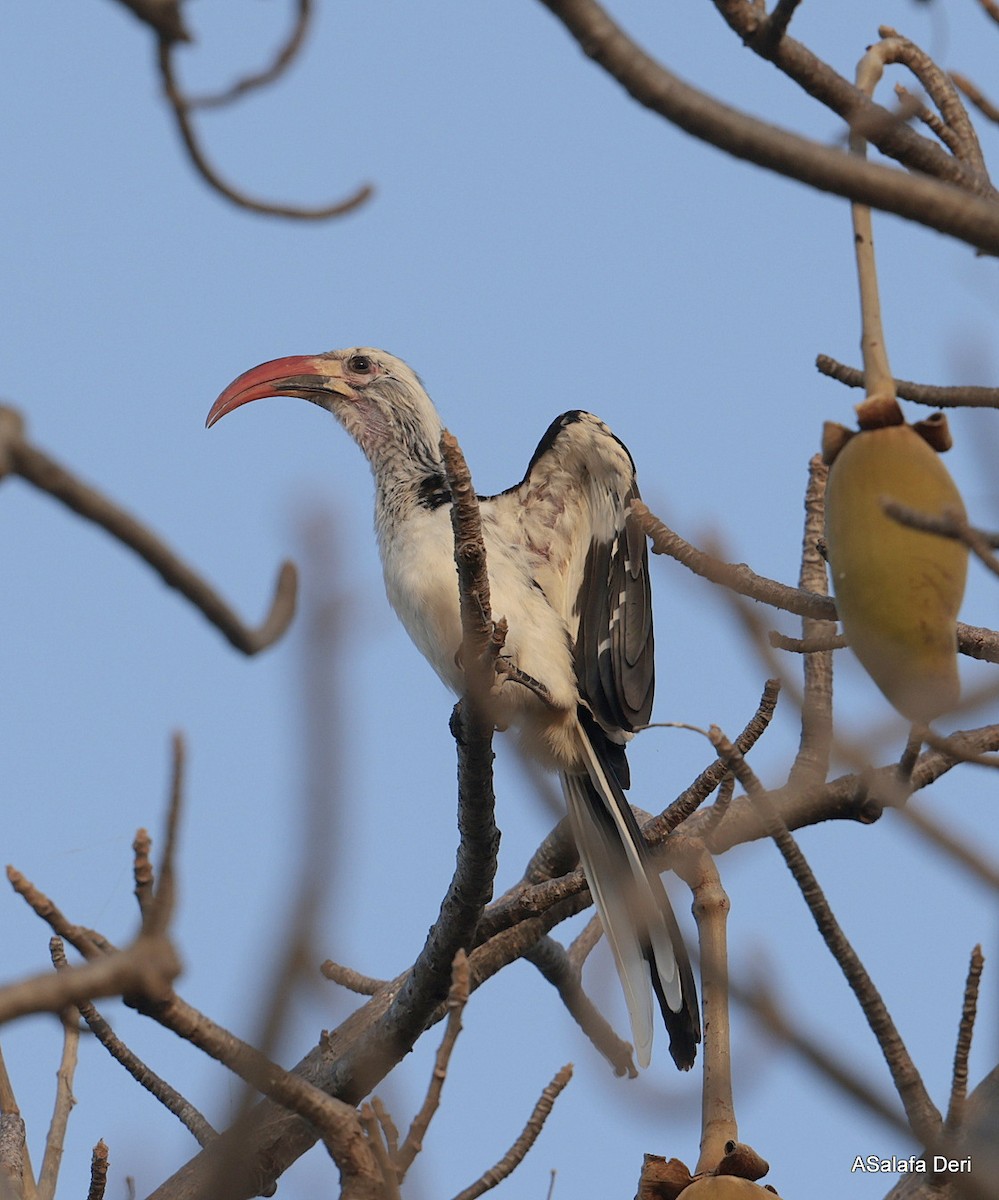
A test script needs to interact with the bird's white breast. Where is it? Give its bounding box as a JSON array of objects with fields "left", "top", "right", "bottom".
[{"left": 377, "top": 504, "right": 581, "bottom": 767}]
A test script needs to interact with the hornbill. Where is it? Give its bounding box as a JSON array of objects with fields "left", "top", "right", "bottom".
[{"left": 207, "top": 347, "right": 700, "bottom": 1070}]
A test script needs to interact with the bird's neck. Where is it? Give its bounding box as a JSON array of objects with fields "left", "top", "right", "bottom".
[
  {"left": 360, "top": 419, "right": 449, "bottom": 530},
  {"left": 336, "top": 386, "right": 450, "bottom": 525}
]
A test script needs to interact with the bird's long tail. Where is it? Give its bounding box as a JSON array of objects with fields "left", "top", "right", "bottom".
[{"left": 561, "top": 722, "right": 700, "bottom": 1070}]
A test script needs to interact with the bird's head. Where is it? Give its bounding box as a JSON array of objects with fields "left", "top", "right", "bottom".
[{"left": 206, "top": 347, "right": 444, "bottom": 469}]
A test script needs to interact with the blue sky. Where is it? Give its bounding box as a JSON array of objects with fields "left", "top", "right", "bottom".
[{"left": 3, "top": 2, "right": 999, "bottom": 1197}]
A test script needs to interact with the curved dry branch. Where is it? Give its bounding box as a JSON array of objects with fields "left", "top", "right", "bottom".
[
  {"left": 187, "top": 0, "right": 312, "bottom": 110},
  {"left": 156, "top": 39, "right": 372, "bottom": 221},
  {"left": 539, "top": 0, "right": 999, "bottom": 253},
  {"left": 0, "top": 406, "right": 296, "bottom": 654},
  {"left": 873, "top": 28, "right": 986, "bottom": 174}
]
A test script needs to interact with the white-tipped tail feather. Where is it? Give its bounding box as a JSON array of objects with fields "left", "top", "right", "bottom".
[{"left": 566, "top": 718, "right": 698, "bottom": 1070}]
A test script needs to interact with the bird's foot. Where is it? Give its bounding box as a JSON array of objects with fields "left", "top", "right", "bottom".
[{"left": 493, "top": 658, "right": 557, "bottom": 708}]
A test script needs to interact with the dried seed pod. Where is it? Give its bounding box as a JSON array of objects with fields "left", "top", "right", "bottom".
[{"left": 824, "top": 418, "right": 968, "bottom": 723}]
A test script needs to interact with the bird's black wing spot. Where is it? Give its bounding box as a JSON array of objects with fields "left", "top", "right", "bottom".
[{"left": 417, "top": 472, "right": 452, "bottom": 510}]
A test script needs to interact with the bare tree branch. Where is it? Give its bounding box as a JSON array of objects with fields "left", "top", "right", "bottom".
[
  {"left": 709, "top": 727, "right": 942, "bottom": 1146},
  {"left": 946, "top": 945, "right": 985, "bottom": 1132},
  {"left": 0, "top": 406, "right": 297, "bottom": 654},
  {"left": 395, "top": 951, "right": 470, "bottom": 1178},
  {"left": 711, "top": 0, "right": 993, "bottom": 193},
  {"left": 952, "top": 73, "right": 999, "bottom": 126},
  {"left": 634, "top": 499, "right": 999, "bottom": 665},
  {"left": 53, "top": 938, "right": 216, "bottom": 1149},
  {"left": 36, "top": 997, "right": 79, "bottom": 1200},
  {"left": 538, "top": 0, "right": 999, "bottom": 254},
  {"left": 449, "top": 1064, "right": 573, "bottom": 1200},
  {"left": 816, "top": 354, "right": 999, "bottom": 408},
  {"left": 524, "top": 936, "right": 636, "bottom": 1077},
  {"left": 788, "top": 456, "right": 834, "bottom": 791},
  {"left": 0, "top": 1113, "right": 27, "bottom": 1200}
]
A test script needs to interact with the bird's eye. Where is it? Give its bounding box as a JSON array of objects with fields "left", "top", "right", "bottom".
[{"left": 348, "top": 354, "right": 373, "bottom": 374}]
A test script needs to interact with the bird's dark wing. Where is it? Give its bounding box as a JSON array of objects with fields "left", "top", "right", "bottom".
[{"left": 492, "top": 410, "right": 654, "bottom": 737}]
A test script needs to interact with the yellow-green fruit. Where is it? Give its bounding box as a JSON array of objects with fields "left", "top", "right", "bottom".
[
  {"left": 824, "top": 424, "right": 968, "bottom": 723},
  {"left": 680, "top": 1178, "right": 775, "bottom": 1197}
]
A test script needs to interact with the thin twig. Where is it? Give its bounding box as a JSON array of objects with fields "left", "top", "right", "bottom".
[
  {"left": 770, "top": 629, "right": 846, "bottom": 653},
  {"left": 635, "top": 499, "right": 999, "bottom": 665},
  {"left": 816, "top": 355, "right": 999, "bottom": 408},
  {"left": 644, "top": 677, "right": 781, "bottom": 844},
  {"left": 320, "top": 961, "right": 386, "bottom": 995},
  {"left": 895, "top": 84, "right": 965, "bottom": 156},
  {"left": 882, "top": 500, "right": 999, "bottom": 580},
  {"left": 450, "top": 1065, "right": 573, "bottom": 1200},
  {"left": 1, "top": 407, "right": 297, "bottom": 654},
  {"left": 525, "top": 937, "right": 636, "bottom": 1077},
  {"left": 132, "top": 828, "right": 155, "bottom": 922},
  {"left": 36, "top": 993, "right": 80, "bottom": 1200},
  {"left": 760, "top": 0, "right": 803, "bottom": 49},
  {"left": 358, "top": 1106, "right": 401, "bottom": 1200},
  {"left": 396, "top": 952, "right": 470, "bottom": 1176},
  {"left": 370, "top": 1097, "right": 399, "bottom": 1162},
  {"left": 188, "top": 0, "right": 312, "bottom": 109},
  {"left": 788, "top": 455, "right": 834, "bottom": 791},
  {"left": 894, "top": 805, "right": 999, "bottom": 892},
  {"left": 156, "top": 39, "right": 372, "bottom": 220},
  {"left": 952, "top": 73, "right": 999, "bottom": 126},
  {"left": 53, "top": 936, "right": 216, "bottom": 1148},
  {"left": 709, "top": 727, "right": 942, "bottom": 1146},
  {"left": 86, "top": 1142, "right": 109, "bottom": 1200},
  {"left": 946, "top": 946, "right": 985, "bottom": 1132}
]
